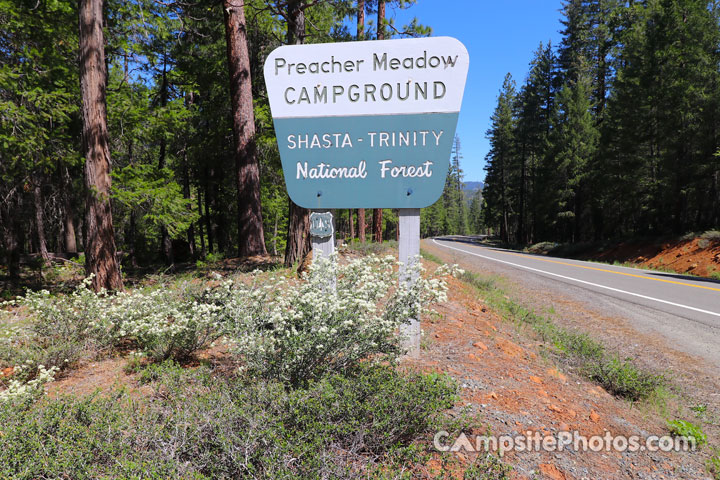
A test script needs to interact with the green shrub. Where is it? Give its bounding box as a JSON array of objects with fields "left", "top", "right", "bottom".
[
  {"left": 0, "top": 364, "right": 458, "bottom": 479},
  {"left": 588, "top": 357, "right": 664, "bottom": 401},
  {"left": 526, "top": 242, "right": 558, "bottom": 254},
  {"left": 700, "top": 230, "right": 720, "bottom": 241},
  {"left": 708, "top": 448, "right": 720, "bottom": 479},
  {"left": 667, "top": 419, "right": 707, "bottom": 448},
  {"left": 463, "top": 454, "right": 512, "bottom": 479}
]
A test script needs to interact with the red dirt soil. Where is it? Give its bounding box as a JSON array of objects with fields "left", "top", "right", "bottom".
[{"left": 591, "top": 236, "right": 720, "bottom": 278}]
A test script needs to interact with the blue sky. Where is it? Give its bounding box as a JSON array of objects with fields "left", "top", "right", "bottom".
[{"left": 389, "top": 1, "right": 565, "bottom": 182}]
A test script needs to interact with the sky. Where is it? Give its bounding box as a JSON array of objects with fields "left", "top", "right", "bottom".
[{"left": 389, "top": 1, "right": 565, "bottom": 182}]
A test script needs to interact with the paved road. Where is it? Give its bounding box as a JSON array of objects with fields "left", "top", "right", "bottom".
[{"left": 428, "top": 236, "right": 720, "bottom": 369}]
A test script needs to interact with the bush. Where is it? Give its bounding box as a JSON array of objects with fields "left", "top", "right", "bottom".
[
  {"left": 526, "top": 241, "right": 558, "bottom": 254},
  {"left": 463, "top": 454, "right": 512, "bottom": 479},
  {"left": 0, "top": 277, "right": 113, "bottom": 374},
  {"left": 107, "top": 285, "right": 223, "bottom": 361},
  {"left": 214, "top": 255, "right": 458, "bottom": 387},
  {"left": 667, "top": 419, "right": 707, "bottom": 448},
  {"left": 708, "top": 448, "right": 720, "bottom": 479},
  {"left": 587, "top": 357, "right": 664, "bottom": 401},
  {"left": 0, "top": 364, "right": 458, "bottom": 479},
  {"left": 2, "top": 277, "right": 224, "bottom": 370}
]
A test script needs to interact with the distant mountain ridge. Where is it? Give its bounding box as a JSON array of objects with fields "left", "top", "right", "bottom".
[{"left": 463, "top": 181, "right": 484, "bottom": 192}]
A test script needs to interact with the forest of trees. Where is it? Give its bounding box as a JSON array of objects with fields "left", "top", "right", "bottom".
[
  {"left": 483, "top": 0, "right": 720, "bottom": 245},
  {"left": 1, "top": 0, "right": 479, "bottom": 290}
]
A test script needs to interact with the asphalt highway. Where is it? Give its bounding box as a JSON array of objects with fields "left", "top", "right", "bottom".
[{"left": 429, "top": 236, "right": 720, "bottom": 369}]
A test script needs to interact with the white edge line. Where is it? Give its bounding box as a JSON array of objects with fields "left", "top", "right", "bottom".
[{"left": 432, "top": 238, "right": 720, "bottom": 319}]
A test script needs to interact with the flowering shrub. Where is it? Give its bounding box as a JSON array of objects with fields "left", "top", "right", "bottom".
[
  {"left": 1, "top": 255, "right": 460, "bottom": 397},
  {"left": 0, "top": 364, "right": 58, "bottom": 403},
  {"left": 212, "top": 254, "right": 460, "bottom": 387},
  {"left": 104, "top": 287, "right": 223, "bottom": 361},
  {"left": 0, "top": 277, "right": 109, "bottom": 374}
]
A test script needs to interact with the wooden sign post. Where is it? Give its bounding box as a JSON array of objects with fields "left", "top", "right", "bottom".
[{"left": 264, "top": 37, "right": 469, "bottom": 357}]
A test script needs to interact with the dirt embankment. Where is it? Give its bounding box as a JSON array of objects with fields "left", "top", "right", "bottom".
[
  {"left": 589, "top": 235, "right": 720, "bottom": 278},
  {"left": 412, "top": 275, "right": 714, "bottom": 480}
]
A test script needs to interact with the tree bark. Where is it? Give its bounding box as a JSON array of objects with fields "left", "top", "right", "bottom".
[
  {"left": 32, "top": 180, "right": 50, "bottom": 265},
  {"left": 358, "top": 208, "right": 366, "bottom": 242},
  {"left": 355, "top": 1, "right": 366, "bottom": 245},
  {"left": 61, "top": 167, "right": 78, "bottom": 254},
  {"left": 196, "top": 185, "right": 206, "bottom": 257},
  {"left": 182, "top": 146, "right": 196, "bottom": 257},
  {"left": 283, "top": 0, "right": 311, "bottom": 266},
  {"left": 371, "top": 0, "right": 385, "bottom": 242},
  {"left": 223, "top": 0, "right": 267, "bottom": 257},
  {"left": 78, "top": 0, "right": 123, "bottom": 291},
  {"left": 284, "top": 199, "right": 310, "bottom": 267},
  {"left": 357, "top": 0, "right": 365, "bottom": 40},
  {"left": 204, "top": 170, "right": 214, "bottom": 253},
  {"left": 372, "top": 208, "right": 383, "bottom": 243},
  {"left": 377, "top": 0, "right": 385, "bottom": 40},
  {"left": 157, "top": 56, "right": 173, "bottom": 266},
  {"left": 349, "top": 209, "right": 354, "bottom": 239},
  {"left": 0, "top": 197, "right": 21, "bottom": 280}
]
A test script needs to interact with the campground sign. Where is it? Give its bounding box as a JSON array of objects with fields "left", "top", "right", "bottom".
[{"left": 264, "top": 37, "right": 469, "bottom": 209}]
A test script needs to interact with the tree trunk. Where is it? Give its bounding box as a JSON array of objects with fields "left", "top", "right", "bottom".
[
  {"left": 204, "top": 171, "right": 214, "bottom": 254},
  {"left": 284, "top": 199, "right": 310, "bottom": 267},
  {"left": 272, "top": 214, "right": 278, "bottom": 256},
  {"left": 78, "top": 0, "right": 123, "bottom": 291},
  {"left": 61, "top": 166, "right": 78, "bottom": 254},
  {"left": 354, "top": 3, "right": 365, "bottom": 244},
  {"left": 357, "top": 0, "right": 365, "bottom": 40},
  {"left": 371, "top": 0, "right": 385, "bottom": 242},
  {"left": 372, "top": 208, "right": 383, "bottom": 243},
  {"left": 358, "top": 208, "right": 366, "bottom": 242},
  {"left": 283, "top": 0, "right": 311, "bottom": 266},
  {"left": 223, "top": 0, "right": 267, "bottom": 258},
  {"left": 32, "top": 180, "right": 50, "bottom": 265},
  {"left": 182, "top": 147, "right": 196, "bottom": 257},
  {"left": 157, "top": 57, "right": 173, "bottom": 266},
  {"left": 377, "top": 0, "right": 385, "bottom": 40},
  {"left": 0, "top": 198, "right": 21, "bottom": 280},
  {"left": 286, "top": 0, "right": 305, "bottom": 45},
  {"left": 196, "top": 185, "right": 206, "bottom": 257},
  {"left": 349, "top": 209, "right": 354, "bottom": 239}
]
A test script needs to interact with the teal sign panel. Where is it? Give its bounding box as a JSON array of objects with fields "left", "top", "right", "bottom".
[{"left": 274, "top": 112, "right": 459, "bottom": 209}]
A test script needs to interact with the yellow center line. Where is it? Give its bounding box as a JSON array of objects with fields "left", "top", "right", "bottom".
[{"left": 473, "top": 246, "right": 720, "bottom": 293}]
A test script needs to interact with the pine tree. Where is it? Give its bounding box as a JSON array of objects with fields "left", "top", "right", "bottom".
[
  {"left": 551, "top": 68, "right": 599, "bottom": 242},
  {"left": 223, "top": 0, "right": 267, "bottom": 257},
  {"left": 483, "top": 74, "right": 517, "bottom": 243},
  {"left": 79, "top": 0, "right": 124, "bottom": 291}
]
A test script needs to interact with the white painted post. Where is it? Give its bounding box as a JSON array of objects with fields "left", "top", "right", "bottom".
[{"left": 399, "top": 208, "right": 421, "bottom": 357}]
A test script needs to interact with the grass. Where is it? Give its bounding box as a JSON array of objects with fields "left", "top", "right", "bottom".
[
  {"left": 347, "top": 239, "right": 398, "bottom": 256},
  {"left": 455, "top": 268, "right": 665, "bottom": 402}
]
